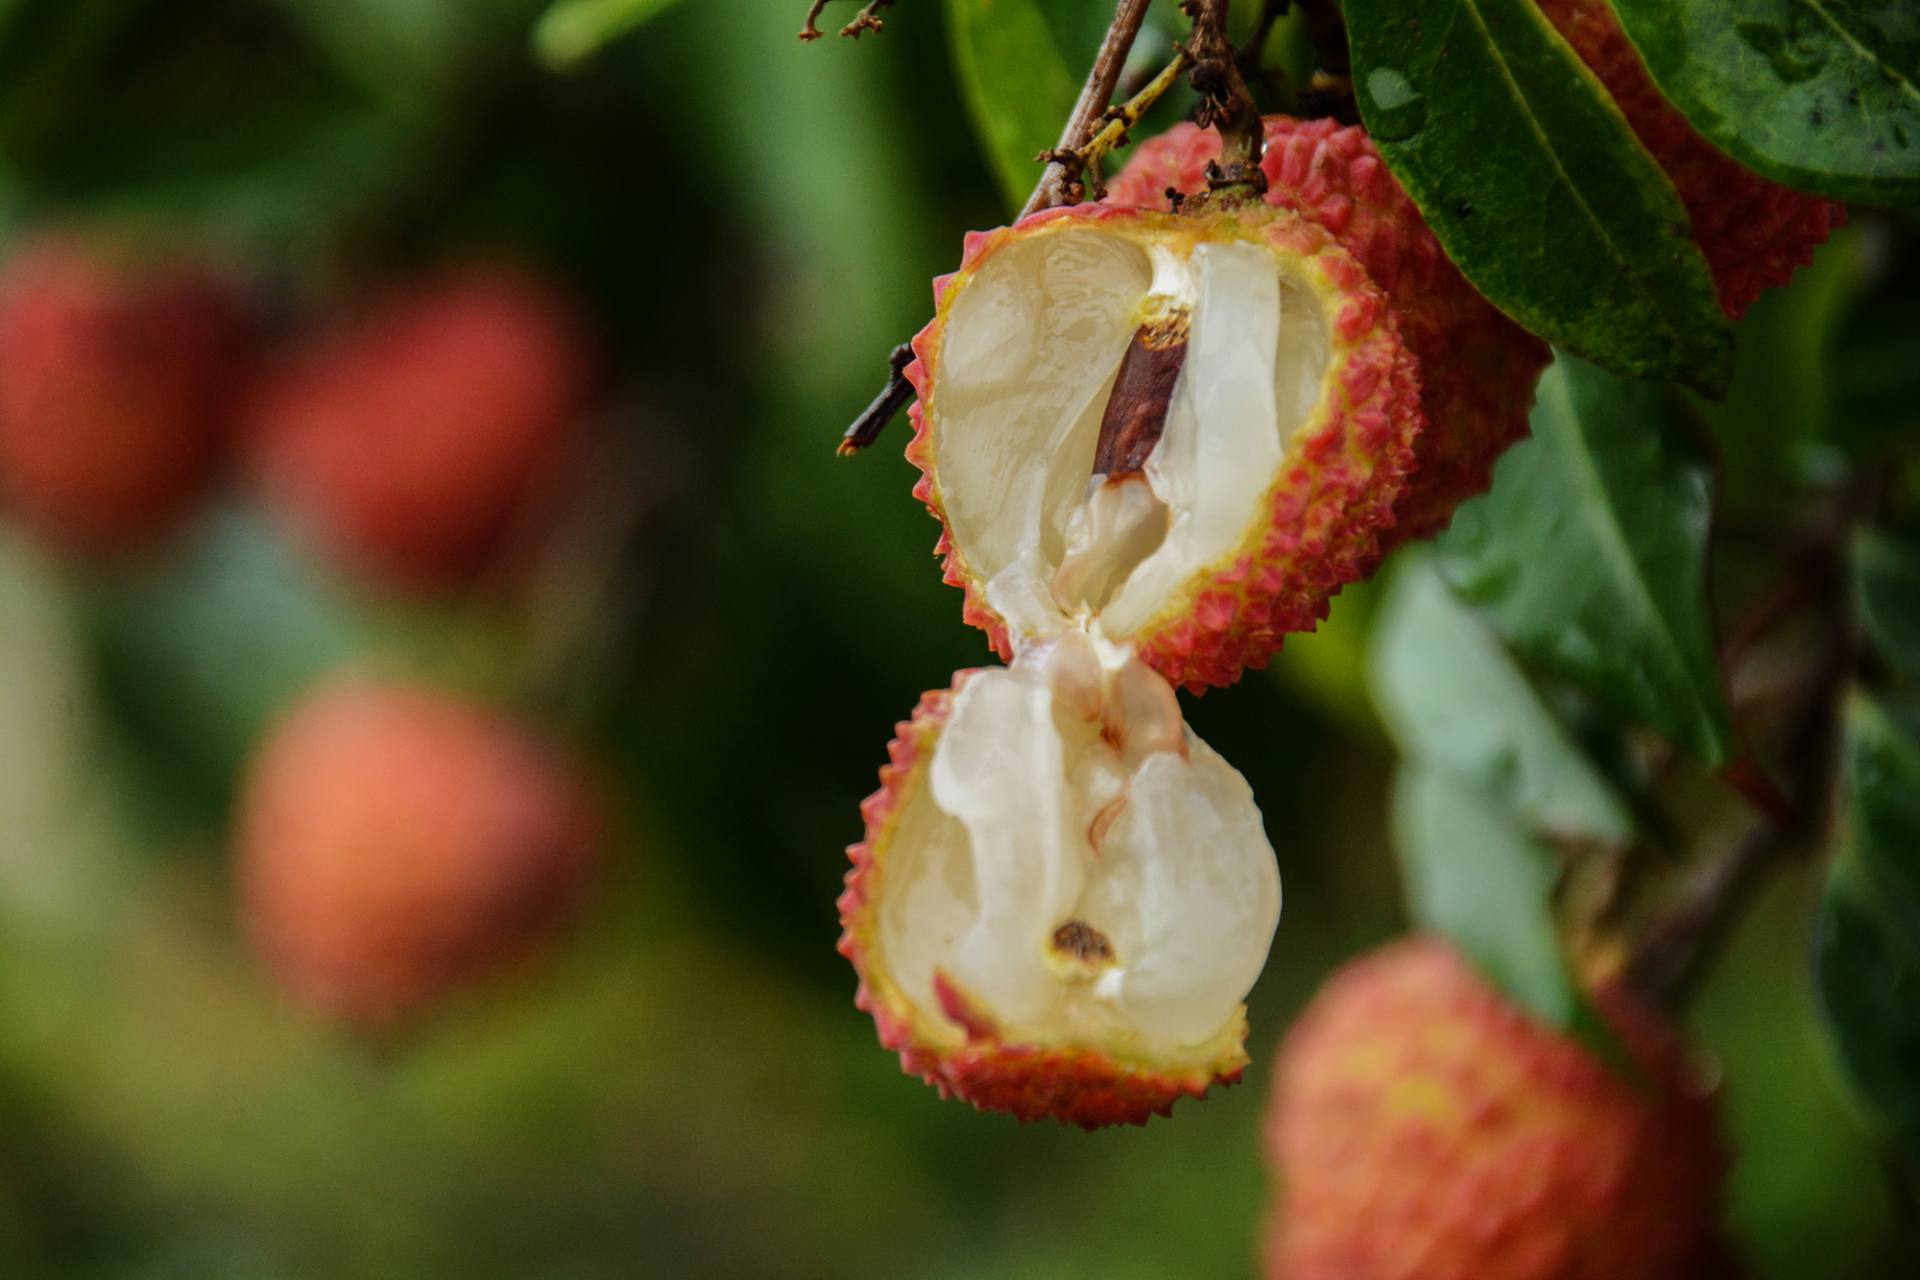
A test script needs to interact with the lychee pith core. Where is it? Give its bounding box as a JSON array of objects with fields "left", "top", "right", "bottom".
[
  {"left": 874, "top": 632, "right": 1281, "bottom": 1059},
  {"left": 928, "top": 214, "right": 1332, "bottom": 648}
]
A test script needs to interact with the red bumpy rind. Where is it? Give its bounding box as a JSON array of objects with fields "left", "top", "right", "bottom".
[
  {"left": 1536, "top": 0, "right": 1843, "bottom": 321},
  {"left": 1264, "top": 937, "right": 1731, "bottom": 1280},
  {"left": 906, "top": 203, "right": 1422, "bottom": 694},
  {"left": 1106, "top": 117, "right": 1551, "bottom": 547},
  {"left": 837, "top": 673, "right": 1252, "bottom": 1129}
]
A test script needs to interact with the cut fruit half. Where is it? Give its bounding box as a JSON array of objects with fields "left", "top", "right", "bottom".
[
  {"left": 839, "top": 632, "right": 1282, "bottom": 1127},
  {"left": 905, "top": 202, "right": 1421, "bottom": 692}
]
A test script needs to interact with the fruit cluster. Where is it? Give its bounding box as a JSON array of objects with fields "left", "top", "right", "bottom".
[
  {"left": 839, "top": 1, "right": 1832, "bottom": 1137},
  {"left": 0, "top": 230, "right": 608, "bottom": 1034}
]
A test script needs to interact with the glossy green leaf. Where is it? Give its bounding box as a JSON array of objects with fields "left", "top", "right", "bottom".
[
  {"left": 1856, "top": 530, "right": 1920, "bottom": 681},
  {"left": 1438, "top": 354, "right": 1733, "bottom": 763},
  {"left": 945, "top": 0, "right": 1082, "bottom": 211},
  {"left": 1392, "top": 763, "right": 1579, "bottom": 1023},
  {"left": 1609, "top": 0, "right": 1920, "bottom": 207},
  {"left": 1370, "top": 557, "right": 1635, "bottom": 844},
  {"left": 1814, "top": 694, "right": 1920, "bottom": 1168},
  {"left": 1342, "top": 0, "right": 1732, "bottom": 393},
  {"left": 535, "top": 0, "right": 689, "bottom": 68}
]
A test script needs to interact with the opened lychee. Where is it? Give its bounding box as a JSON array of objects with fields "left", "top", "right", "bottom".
[
  {"left": 839, "top": 631, "right": 1282, "bottom": 1127},
  {"left": 1107, "top": 117, "right": 1551, "bottom": 546},
  {"left": 0, "top": 231, "right": 249, "bottom": 560},
  {"left": 244, "top": 263, "right": 595, "bottom": 595},
  {"left": 906, "top": 202, "right": 1420, "bottom": 693},
  {"left": 1265, "top": 937, "right": 1729, "bottom": 1280},
  {"left": 238, "top": 675, "right": 600, "bottom": 1033}
]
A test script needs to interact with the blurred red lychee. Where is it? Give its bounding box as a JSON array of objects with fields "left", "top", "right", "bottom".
[
  {"left": 0, "top": 231, "right": 250, "bottom": 560},
  {"left": 244, "top": 263, "right": 596, "bottom": 595},
  {"left": 1265, "top": 937, "right": 1730, "bottom": 1280},
  {"left": 237, "top": 674, "right": 601, "bottom": 1033}
]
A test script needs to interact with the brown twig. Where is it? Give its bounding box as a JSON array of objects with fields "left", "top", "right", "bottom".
[
  {"left": 1020, "top": 0, "right": 1156, "bottom": 218},
  {"left": 799, "top": 0, "right": 894, "bottom": 42},
  {"left": 1624, "top": 475, "right": 1882, "bottom": 1012},
  {"left": 1184, "top": 0, "right": 1266, "bottom": 193},
  {"left": 837, "top": 343, "right": 917, "bottom": 455}
]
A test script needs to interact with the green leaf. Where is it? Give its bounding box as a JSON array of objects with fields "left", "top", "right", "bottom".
[
  {"left": 1341, "top": 0, "right": 1733, "bottom": 394},
  {"left": 1392, "top": 763, "right": 1579, "bottom": 1022},
  {"left": 945, "top": 0, "right": 1082, "bottom": 212},
  {"left": 534, "top": 0, "right": 688, "bottom": 69},
  {"left": 1814, "top": 694, "right": 1920, "bottom": 1168},
  {"left": 1608, "top": 0, "right": 1920, "bottom": 207},
  {"left": 1370, "top": 556, "right": 1635, "bottom": 844},
  {"left": 1856, "top": 529, "right": 1920, "bottom": 681},
  {"left": 1437, "top": 353, "right": 1734, "bottom": 764}
]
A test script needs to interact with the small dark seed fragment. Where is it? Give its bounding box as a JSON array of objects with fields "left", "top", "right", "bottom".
[{"left": 1052, "top": 919, "right": 1116, "bottom": 964}]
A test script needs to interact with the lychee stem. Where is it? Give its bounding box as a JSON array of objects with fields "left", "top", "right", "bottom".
[
  {"left": 1184, "top": 0, "right": 1267, "bottom": 199},
  {"left": 1022, "top": 0, "right": 1156, "bottom": 217}
]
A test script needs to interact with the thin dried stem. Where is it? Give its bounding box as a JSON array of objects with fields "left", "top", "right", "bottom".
[
  {"left": 800, "top": 0, "right": 895, "bottom": 42},
  {"left": 1042, "top": 48, "right": 1193, "bottom": 203},
  {"left": 837, "top": 343, "right": 917, "bottom": 455},
  {"left": 1021, "top": 0, "right": 1156, "bottom": 217},
  {"left": 1183, "top": 0, "right": 1266, "bottom": 193}
]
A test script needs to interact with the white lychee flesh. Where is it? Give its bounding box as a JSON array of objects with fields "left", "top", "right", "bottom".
[
  {"left": 877, "top": 632, "right": 1282, "bottom": 1052},
  {"left": 931, "top": 220, "right": 1331, "bottom": 647}
]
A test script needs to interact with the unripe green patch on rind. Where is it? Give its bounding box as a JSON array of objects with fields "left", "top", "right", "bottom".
[
  {"left": 837, "top": 675, "right": 1251, "bottom": 1128},
  {"left": 905, "top": 202, "right": 1422, "bottom": 694}
]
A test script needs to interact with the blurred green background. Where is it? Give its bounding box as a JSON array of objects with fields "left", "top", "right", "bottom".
[{"left": 0, "top": 2, "right": 1903, "bottom": 1276}]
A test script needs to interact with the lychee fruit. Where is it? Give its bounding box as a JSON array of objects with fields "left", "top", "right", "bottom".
[
  {"left": 244, "top": 263, "right": 595, "bottom": 595},
  {"left": 0, "top": 231, "right": 249, "bottom": 560},
  {"left": 1264, "top": 937, "right": 1729, "bottom": 1280},
  {"left": 839, "top": 631, "right": 1282, "bottom": 1127},
  {"left": 906, "top": 201, "right": 1421, "bottom": 693},
  {"left": 1105, "top": 117, "right": 1551, "bottom": 546},
  {"left": 238, "top": 675, "right": 600, "bottom": 1033},
  {"left": 1534, "top": 0, "right": 1843, "bottom": 320}
]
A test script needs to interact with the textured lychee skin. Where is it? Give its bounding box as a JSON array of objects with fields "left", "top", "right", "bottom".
[
  {"left": 238, "top": 676, "right": 600, "bottom": 1033},
  {"left": 0, "top": 233, "right": 249, "bottom": 560},
  {"left": 1265, "top": 938, "right": 1729, "bottom": 1280},
  {"left": 244, "top": 264, "right": 594, "bottom": 594},
  {"left": 907, "top": 202, "right": 1422, "bottom": 694},
  {"left": 1536, "top": 0, "right": 1842, "bottom": 320},
  {"left": 1106, "top": 118, "right": 1551, "bottom": 547},
  {"left": 838, "top": 673, "right": 1251, "bottom": 1128}
]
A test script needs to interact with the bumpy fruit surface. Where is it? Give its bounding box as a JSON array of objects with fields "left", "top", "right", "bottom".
[
  {"left": 239, "top": 676, "right": 600, "bottom": 1032},
  {"left": 840, "top": 632, "right": 1282, "bottom": 1127},
  {"left": 0, "top": 232, "right": 248, "bottom": 559},
  {"left": 907, "top": 201, "right": 1420, "bottom": 692},
  {"left": 1106, "top": 117, "right": 1549, "bottom": 546},
  {"left": 245, "top": 264, "right": 594, "bottom": 594},
  {"left": 1265, "top": 938, "right": 1728, "bottom": 1280},
  {"left": 1536, "top": 0, "right": 1841, "bottom": 319}
]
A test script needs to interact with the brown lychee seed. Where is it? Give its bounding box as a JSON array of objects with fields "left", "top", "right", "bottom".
[
  {"left": 1535, "top": 0, "right": 1842, "bottom": 320},
  {"left": 1265, "top": 937, "right": 1730, "bottom": 1280},
  {"left": 839, "top": 631, "right": 1282, "bottom": 1127},
  {"left": 238, "top": 675, "right": 600, "bottom": 1034},
  {"left": 906, "top": 201, "right": 1421, "bottom": 694},
  {"left": 244, "top": 263, "right": 595, "bottom": 595},
  {"left": 0, "top": 231, "right": 250, "bottom": 560},
  {"left": 1106, "top": 116, "right": 1551, "bottom": 547}
]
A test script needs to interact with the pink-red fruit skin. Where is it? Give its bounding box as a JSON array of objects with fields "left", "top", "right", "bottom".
[
  {"left": 908, "top": 203, "right": 1422, "bottom": 693},
  {"left": 1265, "top": 938, "right": 1730, "bottom": 1280},
  {"left": 838, "top": 675, "right": 1250, "bottom": 1127},
  {"left": 238, "top": 676, "right": 600, "bottom": 1033},
  {"left": 245, "top": 264, "right": 594, "bottom": 594},
  {"left": 1536, "top": 0, "right": 1842, "bottom": 320},
  {"left": 1106, "top": 117, "right": 1550, "bottom": 548},
  {"left": 0, "top": 233, "right": 249, "bottom": 560}
]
